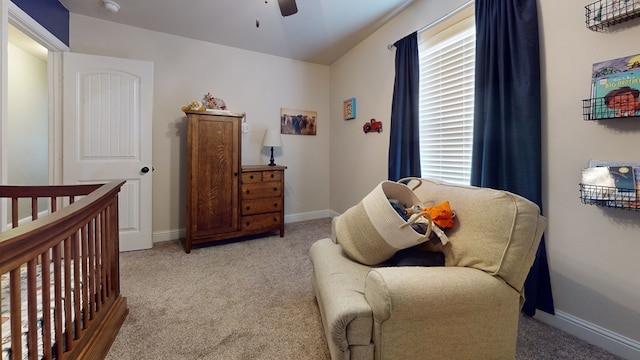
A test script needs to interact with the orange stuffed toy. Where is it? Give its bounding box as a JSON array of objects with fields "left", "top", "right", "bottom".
[{"left": 422, "top": 201, "right": 455, "bottom": 229}]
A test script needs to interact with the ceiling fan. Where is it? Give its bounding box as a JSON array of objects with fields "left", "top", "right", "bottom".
[
  {"left": 277, "top": 0, "right": 298, "bottom": 16},
  {"left": 257, "top": 0, "right": 298, "bottom": 27}
]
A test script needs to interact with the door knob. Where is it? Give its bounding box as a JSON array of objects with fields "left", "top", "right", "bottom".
[{"left": 141, "top": 166, "right": 150, "bottom": 173}]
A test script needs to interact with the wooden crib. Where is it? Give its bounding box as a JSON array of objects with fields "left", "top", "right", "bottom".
[{"left": 0, "top": 181, "right": 127, "bottom": 360}]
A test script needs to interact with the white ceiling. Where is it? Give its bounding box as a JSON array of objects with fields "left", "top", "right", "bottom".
[{"left": 58, "top": 0, "right": 416, "bottom": 65}]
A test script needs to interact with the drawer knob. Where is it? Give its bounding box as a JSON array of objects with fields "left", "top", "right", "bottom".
[
  {"left": 270, "top": 174, "right": 275, "bottom": 178},
  {"left": 246, "top": 206, "right": 251, "bottom": 210},
  {"left": 273, "top": 187, "right": 278, "bottom": 191},
  {"left": 250, "top": 175, "right": 255, "bottom": 179},
  {"left": 246, "top": 190, "right": 251, "bottom": 194},
  {"left": 273, "top": 203, "right": 278, "bottom": 208}
]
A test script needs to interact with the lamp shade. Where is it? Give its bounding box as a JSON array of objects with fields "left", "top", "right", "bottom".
[{"left": 262, "top": 129, "right": 282, "bottom": 147}]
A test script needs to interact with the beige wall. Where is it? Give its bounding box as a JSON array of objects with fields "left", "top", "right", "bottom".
[
  {"left": 69, "top": 14, "right": 331, "bottom": 240},
  {"left": 538, "top": 1, "right": 640, "bottom": 356},
  {"left": 329, "top": 0, "right": 640, "bottom": 358}
]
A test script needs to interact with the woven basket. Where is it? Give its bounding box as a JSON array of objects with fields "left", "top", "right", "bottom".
[{"left": 335, "top": 180, "right": 432, "bottom": 265}]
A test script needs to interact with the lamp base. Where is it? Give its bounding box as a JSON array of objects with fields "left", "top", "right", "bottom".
[{"left": 269, "top": 146, "right": 276, "bottom": 166}]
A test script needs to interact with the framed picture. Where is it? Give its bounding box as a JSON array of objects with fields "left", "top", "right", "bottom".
[
  {"left": 343, "top": 98, "right": 356, "bottom": 120},
  {"left": 280, "top": 108, "right": 317, "bottom": 135}
]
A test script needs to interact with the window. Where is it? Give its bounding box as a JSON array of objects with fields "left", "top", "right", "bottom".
[{"left": 418, "top": 6, "right": 475, "bottom": 185}]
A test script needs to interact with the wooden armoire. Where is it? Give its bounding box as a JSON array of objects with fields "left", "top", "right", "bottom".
[{"left": 184, "top": 110, "right": 286, "bottom": 253}]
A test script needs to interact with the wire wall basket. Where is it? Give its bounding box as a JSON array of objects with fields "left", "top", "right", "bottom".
[
  {"left": 582, "top": 96, "right": 640, "bottom": 121},
  {"left": 580, "top": 184, "right": 640, "bottom": 211},
  {"left": 585, "top": 0, "right": 640, "bottom": 31}
]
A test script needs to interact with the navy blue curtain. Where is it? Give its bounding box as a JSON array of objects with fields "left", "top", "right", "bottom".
[
  {"left": 388, "top": 32, "right": 421, "bottom": 181},
  {"left": 472, "top": 0, "right": 554, "bottom": 316}
]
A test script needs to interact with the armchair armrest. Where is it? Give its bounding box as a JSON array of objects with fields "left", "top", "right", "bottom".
[{"left": 365, "top": 266, "right": 521, "bottom": 360}]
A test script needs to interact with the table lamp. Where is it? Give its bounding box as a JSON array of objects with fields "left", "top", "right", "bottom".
[{"left": 262, "top": 129, "right": 282, "bottom": 166}]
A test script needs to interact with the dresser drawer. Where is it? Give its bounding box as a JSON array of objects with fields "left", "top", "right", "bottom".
[
  {"left": 241, "top": 182, "right": 282, "bottom": 200},
  {"left": 242, "top": 170, "right": 282, "bottom": 183},
  {"left": 242, "top": 213, "right": 281, "bottom": 232},
  {"left": 242, "top": 172, "right": 262, "bottom": 183},
  {"left": 242, "top": 198, "right": 283, "bottom": 215}
]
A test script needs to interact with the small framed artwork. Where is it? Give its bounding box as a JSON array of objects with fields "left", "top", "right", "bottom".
[
  {"left": 343, "top": 98, "right": 356, "bottom": 120},
  {"left": 280, "top": 108, "right": 317, "bottom": 135}
]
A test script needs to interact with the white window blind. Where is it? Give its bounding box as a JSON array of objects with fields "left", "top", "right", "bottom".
[{"left": 418, "top": 12, "right": 475, "bottom": 185}]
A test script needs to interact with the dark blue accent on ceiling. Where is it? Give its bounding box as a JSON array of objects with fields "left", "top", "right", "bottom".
[{"left": 11, "top": 0, "right": 69, "bottom": 46}]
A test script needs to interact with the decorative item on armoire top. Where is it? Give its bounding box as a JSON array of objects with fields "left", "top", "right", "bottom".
[
  {"left": 262, "top": 129, "right": 283, "bottom": 166},
  {"left": 181, "top": 101, "right": 205, "bottom": 112},
  {"left": 202, "top": 92, "right": 227, "bottom": 110},
  {"left": 280, "top": 108, "right": 317, "bottom": 135},
  {"left": 343, "top": 97, "right": 356, "bottom": 120}
]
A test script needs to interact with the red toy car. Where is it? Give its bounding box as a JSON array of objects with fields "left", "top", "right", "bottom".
[{"left": 363, "top": 119, "right": 383, "bottom": 133}]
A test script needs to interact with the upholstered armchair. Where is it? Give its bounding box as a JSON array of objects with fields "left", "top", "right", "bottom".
[{"left": 310, "top": 178, "right": 547, "bottom": 360}]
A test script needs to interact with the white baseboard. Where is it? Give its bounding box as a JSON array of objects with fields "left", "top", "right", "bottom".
[
  {"left": 152, "top": 210, "right": 337, "bottom": 244},
  {"left": 152, "top": 228, "right": 184, "bottom": 243},
  {"left": 284, "top": 209, "right": 335, "bottom": 223},
  {"left": 535, "top": 310, "right": 640, "bottom": 360}
]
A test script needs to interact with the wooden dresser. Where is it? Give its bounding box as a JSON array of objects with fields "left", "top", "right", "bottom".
[
  {"left": 184, "top": 110, "right": 286, "bottom": 253},
  {"left": 240, "top": 165, "right": 287, "bottom": 237}
]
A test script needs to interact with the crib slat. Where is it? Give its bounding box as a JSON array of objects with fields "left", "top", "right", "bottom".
[
  {"left": 64, "top": 237, "right": 73, "bottom": 350},
  {"left": 72, "top": 229, "right": 82, "bottom": 338},
  {"left": 88, "top": 219, "right": 96, "bottom": 319},
  {"left": 11, "top": 197, "right": 18, "bottom": 228},
  {"left": 31, "top": 197, "right": 38, "bottom": 221},
  {"left": 41, "top": 250, "right": 53, "bottom": 360},
  {"left": 104, "top": 206, "right": 113, "bottom": 299},
  {"left": 27, "top": 260, "right": 38, "bottom": 360},
  {"left": 96, "top": 214, "right": 107, "bottom": 311},
  {"left": 50, "top": 196, "right": 57, "bottom": 213},
  {"left": 53, "top": 243, "right": 63, "bottom": 359},
  {"left": 81, "top": 223, "right": 89, "bottom": 330},
  {"left": 108, "top": 199, "right": 121, "bottom": 296},
  {"left": 10, "top": 268, "right": 22, "bottom": 360}
]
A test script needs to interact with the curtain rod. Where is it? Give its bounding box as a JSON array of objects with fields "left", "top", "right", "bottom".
[{"left": 387, "top": 0, "right": 474, "bottom": 51}]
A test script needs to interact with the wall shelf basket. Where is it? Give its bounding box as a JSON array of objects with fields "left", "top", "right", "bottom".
[
  {"left": 585, "top": 0, "right": 640, "bottom": 31},
  {"left": 580, "top": 183, "right": 640, "bottom": 211},
  {"left": 582, "top": 97, "right": 640, "bottom": 120}
]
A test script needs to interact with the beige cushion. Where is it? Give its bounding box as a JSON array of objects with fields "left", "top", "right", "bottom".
[
  {"left": 411, "top": 178, "right": 547, "bottom": 292},
  {"left": 365, "top": 266, "right": 520, "bottom": 360}
]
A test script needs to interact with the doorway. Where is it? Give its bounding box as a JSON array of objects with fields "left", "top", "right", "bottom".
[
  {"left": 6, "top": 23, "right": 49, "bottom": 219},
  {"left": 1, "top": 1, "right": 68, "bottom": 231}
]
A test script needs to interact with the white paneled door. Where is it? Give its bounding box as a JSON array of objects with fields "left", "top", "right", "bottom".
[{"left": 62, "top": 52, "right": 153, "bottom": 251}]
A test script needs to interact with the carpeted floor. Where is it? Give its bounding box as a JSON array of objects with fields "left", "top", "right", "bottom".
[{"left": 105, "top": 218, "right": 624, "bottom": 360}]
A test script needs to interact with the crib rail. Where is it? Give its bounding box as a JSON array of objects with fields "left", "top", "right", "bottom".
[{"left": 0, "top": 181, "right": 126, "bottom": 360}]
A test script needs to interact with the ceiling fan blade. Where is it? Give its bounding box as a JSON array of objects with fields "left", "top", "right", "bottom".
[{"left": 277, "top": 0, "right": 298, "bottom": 17}]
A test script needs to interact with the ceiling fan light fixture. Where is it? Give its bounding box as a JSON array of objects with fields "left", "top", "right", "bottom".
[
  {"left": 103, "top": 0, "right": 120, "bottom": 13},
  {"left": 277, "top": 0, "right": 298, "bottom": 17}
]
